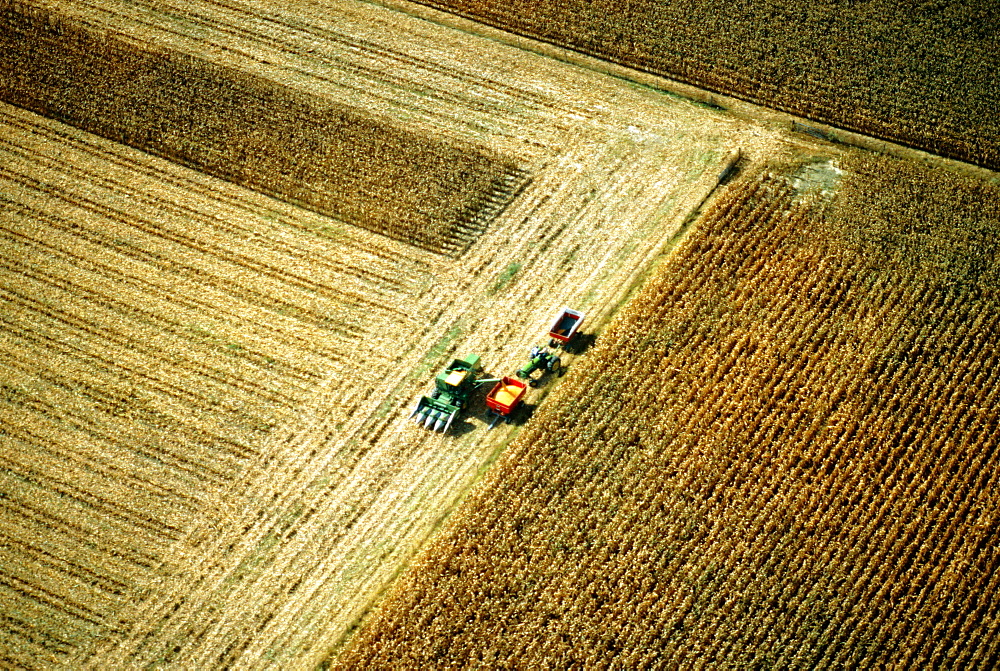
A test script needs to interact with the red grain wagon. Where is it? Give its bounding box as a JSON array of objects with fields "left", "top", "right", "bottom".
[
  {"left": 485, "top": 376, "right": 527, "bottom": 427},
  {"left": 548, "top": 307, "right": 585, "bottom": 349}
]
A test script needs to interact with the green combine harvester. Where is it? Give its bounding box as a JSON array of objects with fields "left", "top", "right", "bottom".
[{"left": 409, "top": 354, "right": 499, "bottom": 433}]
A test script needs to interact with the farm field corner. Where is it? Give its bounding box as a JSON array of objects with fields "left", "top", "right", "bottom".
[{"left": 0, "top": 0, "right": 813, "bottom": 667}]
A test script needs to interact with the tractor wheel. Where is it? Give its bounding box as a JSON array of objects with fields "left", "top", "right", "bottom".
[{"left": 549, "top": 356, "right": 562, "bottom": 373}]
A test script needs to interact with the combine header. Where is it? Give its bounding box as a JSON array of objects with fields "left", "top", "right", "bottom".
[{"left": 409, "top": 354, "right": 499, "bottom": 433}]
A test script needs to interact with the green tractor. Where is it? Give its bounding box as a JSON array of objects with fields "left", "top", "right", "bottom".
[
  {"left": 409, "top": 354, "right": 499, "bottom": 433},
  {"left": 516, "top": 346, "right": 561, "bottom": 386}
]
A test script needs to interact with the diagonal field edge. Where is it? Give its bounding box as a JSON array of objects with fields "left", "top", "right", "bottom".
[{"left": 403, "top": 0, "right": 1000, "bottom": 172}]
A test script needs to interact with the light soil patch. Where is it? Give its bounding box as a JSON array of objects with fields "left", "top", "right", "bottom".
[{"left": 0, "top": 1, "right": 828, "bottom": 668}]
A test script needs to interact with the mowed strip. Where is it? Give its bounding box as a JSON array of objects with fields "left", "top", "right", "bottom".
[
  {"left": 0, "top": 1, "right": 526, "bottom": 255},
  {"left": 337, "top": 157, "right": 1000, "bottom": 668},
  {"left": 0, "top": 104, "right": 421, "bottom": 666}
]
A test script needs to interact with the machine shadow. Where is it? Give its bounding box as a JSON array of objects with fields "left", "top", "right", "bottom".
[{"left": 563, "top": 331, "right": 597, "bottom": 355}]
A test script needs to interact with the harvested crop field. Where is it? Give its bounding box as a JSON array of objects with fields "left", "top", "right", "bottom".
[
  {"left": 0, "top": 98, "right": 429, "bottom": 665},
  {"left": 337, "top": 155, "right": 1000, "bottom": 668},
  {"left": 0, "top": 1, "right": 813, "bottom": 667},
  {"left": 406, "top": 0, "right": 1000, "bottom": 170},
  {"left": 0, "top": 0, "right": 526, "bottom": 255},
  {"left": 3, "top": 0, "right": 999, "bottom": 668}
]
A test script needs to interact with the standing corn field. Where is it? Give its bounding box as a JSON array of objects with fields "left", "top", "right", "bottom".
[
  {"left": 409, "top": 0, "right": 1000, "bottom": 170},
  {"left": 335, "top": 155, "right": 1000, "bottom": 668}
]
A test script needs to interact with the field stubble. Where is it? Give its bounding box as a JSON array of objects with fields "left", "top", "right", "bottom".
[
  {"left": 338, "top": 155, "right": 1000, "bottom": 668},
  {"left": 0, "top": 0, "right": 526, "bottom": 256},
  {"left": 0, "top": 1, "right": 799, "bottom": 668}
]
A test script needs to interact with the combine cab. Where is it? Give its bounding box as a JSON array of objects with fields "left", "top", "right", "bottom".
[{"left": 409, "top": 354, "right": 498, "bottom": 433}]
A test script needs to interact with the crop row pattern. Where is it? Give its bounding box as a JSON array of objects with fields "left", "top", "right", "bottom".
[
  {"left": 413, "top": 0, "right": 1000, "bottom": 170},
  {"left": 337, "top": 157, "right": 1000, "bottom": 668},
  {"left": 0, "top": 1, "right": 526, "bottom": 255}
]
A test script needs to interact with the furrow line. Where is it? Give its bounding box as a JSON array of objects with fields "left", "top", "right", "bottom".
[
  {"left": 0, "top": 108, "right": 432, "bottom": 286},
  {"left": 0, "top": 573, "right": 110, "bottom": 632},
  {"left": 0, "top": 612, "right": 77, "bottom": 658},
  {"left": 0, "top": 531, "right": 131, "bottom": 597},
  {"left": 0, "top": 249, "right": 331, "bottom": 390},
  {"left": 0, "top": 492, "right": 161, "bottom": 570},
  {"left": 2, "top": 418, "right": 208, "bottom": 516},
  {"left": 0, "top": 351, "right": 259, "bottom": 470},
  {"left": 0, "top": 453, "right": 186, "bottom": 541},
  {"left": 0, "top": 169, "right": 406, "bottom": 323},
  {"left": 0, "top": 389, "right": 237, "bottom": 491},
  {"left": 73, "top": 0, "right": 558, "bottom": 126},
  {"left": 0, "top": 284, "right": 306, "bottom": 410},
  {"left": 0, "top": 135, "right": 416, "bottom": 297},
  {"left": 0, "top": 209, "right": 367, "bottom": 357},
  {"left": 172, "top": 0, "right": 558, "bottom": 110},
  {"left": 0, "top": 307, "right": 287, "bottom": 437}
]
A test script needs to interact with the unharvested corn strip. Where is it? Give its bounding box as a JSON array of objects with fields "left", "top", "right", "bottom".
[
  {"left": 336, "top": 158, "right": 1000, "bottom": 668},
  {"left": 0, "top": 1, "right": 526, "bottom": 254},
  {"left": 411, "top": 0, "right": 1000, "bottom": 170}
]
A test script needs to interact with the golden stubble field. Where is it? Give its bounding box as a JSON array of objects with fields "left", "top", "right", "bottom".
[{"left": 0, "top": 0, "right": 819, "bottom": 667}]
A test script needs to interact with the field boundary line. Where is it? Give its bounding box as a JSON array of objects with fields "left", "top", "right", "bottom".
[{"left": 366, "top": 0, "right": 998, "bottom": 184}]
